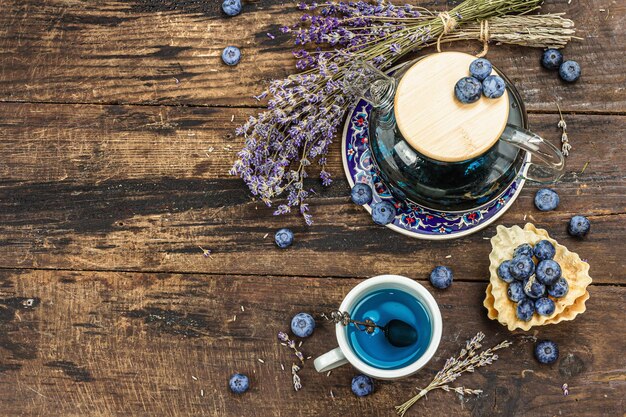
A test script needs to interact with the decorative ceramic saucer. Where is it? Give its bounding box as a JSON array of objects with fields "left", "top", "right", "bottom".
[{"left": 341, "top": 100, "right": 530, "bottom": 240}]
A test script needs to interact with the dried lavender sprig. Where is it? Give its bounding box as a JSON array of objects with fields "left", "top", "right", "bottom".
[
  {"left": 278, "top": 331, "right": 305, "bottom": 364},
  {"left": 321, "top": 310, "right": 382, "bottom": 333},
  {"left": 292, "top": 363, "right": 303, "bottom": 391},
  {"left": 395, "top": 332, "right": 512, "bottom": 417},
  {"left": 556, "top": 102, "right": 572, "bottom": 156}
]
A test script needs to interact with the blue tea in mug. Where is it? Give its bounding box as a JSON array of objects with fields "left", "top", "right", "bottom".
[{"left": 346, "top": 288, "right": 432, "bottom": 370}]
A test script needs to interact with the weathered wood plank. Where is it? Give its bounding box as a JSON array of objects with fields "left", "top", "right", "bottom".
[
  {"left": 0, "top": 0, "right": 624, "bottom": 111},
  {"left": 0, "top": 269, "right": 623, "bottom": 417},
  {"left": 0, "top": 102, "right": 623, "bottom": 282}
]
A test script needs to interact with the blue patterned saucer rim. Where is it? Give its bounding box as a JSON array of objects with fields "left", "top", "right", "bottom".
[{"left": 341, "top": 65, "right": 530, "bottom": 240}]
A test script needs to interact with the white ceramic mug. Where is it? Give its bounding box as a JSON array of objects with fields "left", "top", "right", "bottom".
[{"left": 313, "top": 275, "right": 442, "bottom": 380}]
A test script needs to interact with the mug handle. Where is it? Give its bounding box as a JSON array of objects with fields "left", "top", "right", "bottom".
[{"left": 314, "top": 347, "right": 349, "bottom": 373}]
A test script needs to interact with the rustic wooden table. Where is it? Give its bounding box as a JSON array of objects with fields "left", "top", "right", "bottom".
[{"left": 0, "top": 1, "right": 624, "bottom": 416}]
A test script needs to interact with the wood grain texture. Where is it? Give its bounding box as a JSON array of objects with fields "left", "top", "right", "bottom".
[
  {"left": 0, "top": 0, "right": 624, "bottom": 111},
  {"left": 1, "top": 1, "right": 625, "bottom": 415},
  {"left": 0, "top": 102, "right": 623, "bottom": 282},
  {"left": 0, "top": 269, "right": 624, "bottom": 417}
]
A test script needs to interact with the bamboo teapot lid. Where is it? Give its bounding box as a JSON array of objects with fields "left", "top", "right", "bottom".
[{"left": 394, "top": 51, "right": 509, "bottom": 162}]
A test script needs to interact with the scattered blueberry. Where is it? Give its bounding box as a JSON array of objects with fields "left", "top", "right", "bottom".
[
  {"left": 568, "top": 215, "right": 590, "bottom": 238},
  {"left": 548, "top": 277, "right": 569, "bottom": 298},
  {"left": 469, "top": 58, "right": 492, "bottom": 81},
  {"left": 513, "top": 243, "right": 534, "bottom": 259},
  {"left": 497, "top": 260, "right": 515, "bottom": 283},
  {"left": 274, "top": 228, "right": 294, "bottom": 249},
  {"left": 509, "top": 256, "right": 535, "bottom": 280},
  {"left": 507, "top": 281, "right": 526, "bottom": 303},
  {"left": 291, "top": 312, "right": 315, "bottom": 338},
  {"left": 535, "top": 297, "right": 556, "bottom": 316},
  {"left": 523, "top": 275, "right": 546, "bottom": 299},
  {"left": 482, "top": 75, "right": 506, "bottom": 99},
  {"left": 516, "top": 298, "right": 535, "bottom": 322},
  {"left": 371, "top": 201, "right": 396, "bottom": 225},
  {"left": 541, "top": 49, "right": 563, "bottom": 70},
  {"left": 454, "top": 76, "right": 483, "bottom": 104},
  {"left": 534, "top": 188, "right": 560, "bottom": 211},
  {"left": 534, "top": 340, "right": 559, "bottom": 364},
  {"left": 429, "top": 266, "right": 453, "bottom": 289},
  {"left": 229, "top": 373, "right": 249, "bottom": 394},
  {"left": 222, "top": 46, "right": 241, "bottom": 66},
  {"left": 351, "top": 374, "right": 374, "bottom": 397},
  {"left": 351, "top": 183, "right": 373, "bottom": 206},
  {"left": 559, "top": 60, "right": 581, "bottom": 83},
  {"left": 222, "top": 0, "right": 242, "bottom": 16},
  {"left": 536, "top": 259, "right": 562, "bottom": 286},
  {"left": 533, "top": 240, "right": 556, "bottom": 261}
]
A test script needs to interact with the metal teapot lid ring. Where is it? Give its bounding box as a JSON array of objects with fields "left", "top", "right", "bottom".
[{"left": 394, "top": 51, "right": 510, "bottom": 163}]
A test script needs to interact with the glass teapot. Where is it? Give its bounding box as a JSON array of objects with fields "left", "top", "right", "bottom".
[{"left": 346, "top": 52, "right": 565, "bottom": 212}]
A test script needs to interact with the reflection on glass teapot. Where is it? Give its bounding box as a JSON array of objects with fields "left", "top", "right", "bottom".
[{"left": 346, "top": 52, "right": 565, "bottom": 212}]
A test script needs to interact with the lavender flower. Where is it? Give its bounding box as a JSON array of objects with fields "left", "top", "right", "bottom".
[{"left": 277, "top": 331, "right": 305, "bottom": 364}]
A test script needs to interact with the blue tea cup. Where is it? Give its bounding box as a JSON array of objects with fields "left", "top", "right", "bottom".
[{"left": 314, "top": 275, "right": 442, "bottom": 380}]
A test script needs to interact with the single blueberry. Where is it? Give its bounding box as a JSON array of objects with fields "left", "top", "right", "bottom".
[
  {"left": 371, "top": 201, "right": 396, "bottom": 225},
  {"left": 229, "top": 373, "right": 249, "bottom": 394},
  {"left": 497, "top": 260, "right": 515, "bottom": 283},
  {"left": 559, "top": 60, "right": 581, "bottom": 83},
  {"left": 482, "top": 75, "right": 506, "bottom": 99},
  {"left": 274, "top": 228, "right": 294, "bottom": 249},
  {"left": 469, "top": 58, "right": 492, "bottom": 81},
  {"left": 222, "top": 0, "right": 242, "bottom": 16},
  {"left": 291, "top": 312, "right": 315, "bottom": 338},
  {"left": 513, "top": 243, "right": 534, "bottom": 259},
  {"left": 222, "top": 46, "right": 241, "bottom": 66},
  {"left": 429, "top": 266, "right": 453, "bottom": 289},
  {"left": 516, "top": 298, "right": 535, "bottom": 322},
  {"left": 454, "top": 76, "right": 483, "bottom": 104},
  {"left": 351, "top": 183, "right": 373, "bottom": 206},
  {"left": 541, "top": 48, "right": 563, "bottom": 70},
  {"left": 535, "top": 297, "right": 556, "bottom": 316},
  {"left": 351, "top": 374, "right": 374, "bottom": 397},
  {"left": 548, "top": 277, "right": 569, "bottom": 298},
  {"left": 533, "top": 240, "right": 556, "bottom": 261},
  {"left": 509, "top": 256, "right": 535, "bottom": 280},
  {"left": 523, "top": 275, "right": 546, "bottom": 299},
  {"left": 507, "top": 281, "right": 526, "bottom": 303},
  {"left": 568, "top": 215, "right": 590, "bottom": 237},
  {"left": 534, "top": 340, "right": 559, "bottom": 364},
  {"left": 536, "top": 259, "right": 562, "bottom": 286},
  {"left": 534, "top": 188, "right": 559, "bottom": 211}
]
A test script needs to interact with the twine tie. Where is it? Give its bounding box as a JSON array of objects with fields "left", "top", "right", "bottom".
[
  {"left": 436, "top": 12, "right": 458, "bottom": 53},
  {"left": 477, "top": 19, "right": 490, "bottom": 57}
]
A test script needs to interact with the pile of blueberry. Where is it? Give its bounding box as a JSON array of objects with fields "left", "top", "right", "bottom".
[
  {"left": 221, "top": 0, "right": 242, "bottom": 66},
  {"left": 498, "top": 241, "right": 569, "bottom": 322},
  {"left": 454, "top": 58, "right": 506, "bottom": 104},
  {"left": 541, "top": 49, "right": 581, "bottom": 83}
]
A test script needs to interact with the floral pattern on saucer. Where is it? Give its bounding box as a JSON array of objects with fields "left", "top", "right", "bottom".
[{"left": 341, "top": 100, "right": 528, "bottom": 240}]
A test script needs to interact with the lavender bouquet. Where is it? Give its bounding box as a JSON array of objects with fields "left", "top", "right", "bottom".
[{"left": 230, "top": 0, "right": 577, "bottom": 224}]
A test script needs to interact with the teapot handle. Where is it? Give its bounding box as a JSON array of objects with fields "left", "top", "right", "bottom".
[
  {"left": 344, "top": 61, "right": 396, "bottom": 114},
  {"left": 501, "top": 125, "right": 565, "bottom": 184}
]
